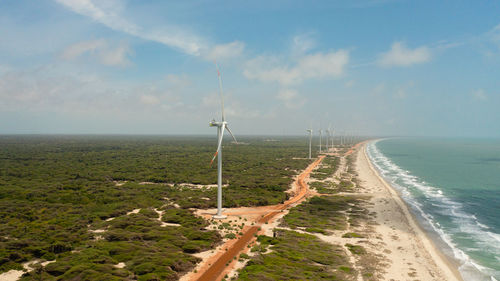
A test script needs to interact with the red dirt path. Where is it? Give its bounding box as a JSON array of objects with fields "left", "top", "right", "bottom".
[
  {"left": 195, "top": 155, "right": 325, "bottom": 281},
  {"left": 344, "top": 141, "right": 365, "bottom": 156}
]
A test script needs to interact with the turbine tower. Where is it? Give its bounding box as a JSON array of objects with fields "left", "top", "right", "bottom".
[
  {"left": 210, "top": 63, "right": 237, "bottom": 219},
  {"left": 331, "top": 128, "right": 335, "bottom": 148},
  {"left": 326, "top": 123, "right": 332, "bottom": 152},
  {"left": 306, "top": 128, "right": 313, "bottom": 159},
  {"left": 318, "top": 128, "right": 322, "bottom": 153},
  {"left": 325, "top": 128, "right": 330, "bottom": 152}
]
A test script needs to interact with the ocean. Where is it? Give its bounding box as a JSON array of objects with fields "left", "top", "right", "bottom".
[{"left": 366, "top": 138, "right": 500, "bottom": 281}]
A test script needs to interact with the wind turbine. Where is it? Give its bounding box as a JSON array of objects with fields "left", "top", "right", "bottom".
[
  {"left": 325, "top": 128, "right": 330, "bottom": 152},
  {"left": 209, "top": 63, "right": 237, "bottom": 219},
  {"left": 330, "top": 128, "right": 335, "bottom": 148},
  {"left": 318, "top": 128, "right": 322, "bottom": 153},
  {"left": 306, "top": 128, "right": 313, "bottom": 159},
  {"left": 326, "top": 123, "right": 332, "bottom": 152}
]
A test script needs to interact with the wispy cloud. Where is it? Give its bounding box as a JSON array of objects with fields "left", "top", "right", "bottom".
[
  {"left": 291, "top": 32, "right": 316, "bottom": 55},
  {"left": 472, "top": 88, "right": 487, "bottom": 101},
  {"left": 480, "top": 23, "right": 500, "bottom": 58},
  {"left": 244, "top": 50, "right": 349, "bottom": 85},
  {"left": 344, "top": 80, "right": 355, "bottom": 88},
  {"left": 204, "top": 41, "right": 245, "bottom": 61},
  {"left": 378, "top": 41, "right": 431, "bottom": 67},
  {"left": 55, "top": 0, "right": 206, "bottom": 56},
  {"left": 60, "top": 39, "right": 105, "bottom": 59},
  {"left": 202, "top": 92, "right": 262, "bottom": 119},
  {"left": 0, "top": 65, "right": 190, "bottom": 114},
  {"left": 140, "top": 94, "right": 161, "bottom": 106},
  {"left": 61, "top": 39, "right": 132, "bottom": 67},
  {"left": 277, "top": 89, "right": 305, "bottom": 109}
]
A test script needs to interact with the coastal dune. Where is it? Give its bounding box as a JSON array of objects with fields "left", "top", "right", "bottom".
[{"left": 357, "top": 143, "right": 463, "bottom": 281}]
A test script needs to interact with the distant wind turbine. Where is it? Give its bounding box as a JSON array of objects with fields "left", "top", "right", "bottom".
[
  {"left": 209, "top": 62, "right": 237, "bottom": 219},
  {"left": 318, "top": 128, "right": 322, "bottom": 153},
  {"left": 325, "top": 128, "right": 330, "bottom": 152},
  {"left": 330, "top": 127, "right": 335, "bottom": 148},
  {"left": 326, "top": 123, "right": 332, "bottom": 152},
  {"left": 306, "top": 128, "right": 313, "bottom": 159}
]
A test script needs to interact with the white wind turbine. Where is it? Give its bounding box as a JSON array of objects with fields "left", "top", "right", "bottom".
[
  {"left": 330, "top": 127, "right": 335, "bottom": 148},
  {"left": 325, "top": 128, "right": 330, "bottom": 152},
  {"left": 325, "top": 123, "right": 332, "bottom": 152},
  {"left": 306, "top": 128, "right": 313, "bottom": 159},
  {"left": 318, "top": 128, "right": 323, "bottom": 153},
  {"left": 209, "top": 63, "right": 237, "bottom": 219}
]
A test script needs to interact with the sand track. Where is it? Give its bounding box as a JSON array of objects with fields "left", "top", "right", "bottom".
[{"left": 193, "top": 156, "right": 325, "bottom": 281}]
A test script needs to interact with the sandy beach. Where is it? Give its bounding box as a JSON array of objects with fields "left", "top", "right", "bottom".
[
  {"left": 356, "top": 142, "right": 463, "bottom": 281},
  {"left": 180, "top": 143, "right": 465, "bottom": 281}
]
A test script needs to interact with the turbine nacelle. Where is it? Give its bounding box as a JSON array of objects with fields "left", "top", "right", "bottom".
[{"left": 209, "top": 120, "right": 225, "bottom": 127}]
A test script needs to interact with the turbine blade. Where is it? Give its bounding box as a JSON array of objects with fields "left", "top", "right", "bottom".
[
  {"left": 210, "top": 124, "right": 226, "bottom": 165},
  {"left": 215, "top": 61, "right": 226, "bottom": 122},
  {"left": 225, "top": 125, "right": 237, "bottom": 143}
]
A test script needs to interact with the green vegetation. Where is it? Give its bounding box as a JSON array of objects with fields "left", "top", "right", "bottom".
[
  {"left": 345, "top": 243, "right": 366, "bottom": 255},
  {"left": 310, "top": 181, "right": 339, "bottom": 194},
  {"left": 236, "top": 230, "right": 354, "bottom": 281},
  {"left": 281, "top": 195, "right": 366, "bottom": 234},
  {"left": 0, "top": 135, "right": 311, "bottom": 278},
  {"left": 310, "top": 156, "right": 339, "bottom": 181},
  {"left": 342, "top": 232, "right": 364, "bottom": 238},
  {"left": 311, "top": 179, "right": 356, "bottom": 194}
]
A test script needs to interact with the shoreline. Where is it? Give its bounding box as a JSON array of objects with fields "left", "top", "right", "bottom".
[{"left": 357, "top": 142, "right": 464, "bottom": 281}]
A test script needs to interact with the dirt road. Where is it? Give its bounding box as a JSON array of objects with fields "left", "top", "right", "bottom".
[{"left": 195, "top": 155, "right": 325, "bottom": 281}]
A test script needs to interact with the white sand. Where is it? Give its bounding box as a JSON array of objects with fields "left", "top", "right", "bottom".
[
  {"left": 126, "top": 208, "right": 141, "bottom": 215},
  {"left": 0, "top": 270, "right": 24, "bottom": 281},
  {"left": 153, "top": 208, "right": 180, "bottom": 227},
  {"left": 0, "top": 260, "right": 56, "bottom": 281},
  {"left": 356, "top": 143, "right": 463, "bottom": 281}
]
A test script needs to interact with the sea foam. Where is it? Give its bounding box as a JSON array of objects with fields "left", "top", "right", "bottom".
[{"left": 366, "top": 140, "right": 500, "bottom": 281}]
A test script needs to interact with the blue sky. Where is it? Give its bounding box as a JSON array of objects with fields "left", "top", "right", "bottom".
[{"left": 1, "top": 0, "right": 499, "bottom": 136}]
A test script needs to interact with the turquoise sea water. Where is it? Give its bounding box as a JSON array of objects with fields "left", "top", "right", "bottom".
[{"left": 366, "top": 138, "right": 500, "bottom": 281}]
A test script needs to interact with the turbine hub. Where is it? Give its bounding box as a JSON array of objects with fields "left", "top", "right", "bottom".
[{"left": 209, "top": 120, "right": 223, "bottom": 127}]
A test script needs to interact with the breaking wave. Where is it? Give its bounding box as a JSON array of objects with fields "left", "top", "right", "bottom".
[{"left": 366, "top": 140, "right": 500, "bottom": 281}]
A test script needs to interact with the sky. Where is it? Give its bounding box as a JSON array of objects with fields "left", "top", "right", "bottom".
[{"left": 1, "top": 0, "right": 500, "bottom": 137}]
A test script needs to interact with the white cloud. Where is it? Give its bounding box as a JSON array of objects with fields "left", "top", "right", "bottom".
[
  {"left": 55, "top": 0, "right": 205, "bottom": 56},
  {"left": 0, "top": 67, "right": 119, "bottom": 111},
  {"left": 378, "top": 42, "right": 431, "bottom": 67},
  {"left": 99, "top": 44, "right": 132, "bottom": 67},
  {"left": 165, "top": 74, "right": 191, "bottom": 88},
  {"left": 490, "top": 24, "right": 500, "bottom": 44},
  {"left": 244, "top": 50, "right": 349, "bottom": 85},
  {"left": 374, "top": 83, "right": 386, "bottom": 94},
  {"left": 61, "top": 39, "right": 132, "bottom": 67},
  {"left": 140, "top": 94, "right": 160, "bottom": 105},
  {"left": 481, "top": 24, "right": 500, "bottom": 57},
  {"left": 344, "top": 80, "right": 355, "bottom": 88},
  {"left": 472, "top": 88, "right": 487, "bottom": 101},
  {"left": 0, "top": 65, "right": 190, "bottom": 114},
  {"left": 202, "top": 92, "right": 261, "bottom": 119},
  {"left": 277, "top": 89, "right": 305, "bottom": 109},
  {"left": 0, "top": 65, "right": 11, "bottom": 75},
  {"left": 224, "top": 101, "right": 262, "bottom": 118},
  {"left": 205, "top": 41, "right": 245, "bottom": 61},
  {"left": 61, "top": 39, "right": 106, "bottom": 60},
  {"left": 292, "top": 33, "right": 316, "bottom": 55},
  {"left": 394, "top": 88, "right": 407, "bottom": 99}
]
